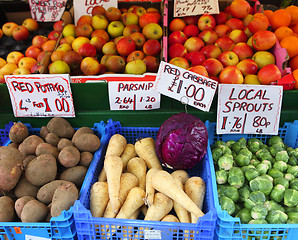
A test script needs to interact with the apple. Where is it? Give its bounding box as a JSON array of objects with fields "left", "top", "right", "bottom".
[
  {"left": 229, "top": 30, "right": 247, "bottom": 44},
  {"left": 42, "top": 40, "right": 57, "bottom": 52},
  {"left": 71, "top": 37, "right": 90, "bottom": 52},
  {"left": 116, "top": 37, "right": 136, "bottom": 57},
  {"left": 219, "top": 65, "right": 244, "bottom": 84},
  {"left": 107, "top": 21, "right": 125, "bottom": 39},
  {"left": 125, "top": 59, "right": 146, "bottom": 74},
  {"left": 100, "top": 54, "right": 114, "bottom": 65},
  {"left": 0, "top": 63, "right": 18, "bottom": 75},
  {"left": 122, "top": 12, "right": 139, "bottom": 26},
  {"left": 18, "top": 57, "right": 37, "bottom": 70},
  {"left": 215, "top": 36, "right": 235, "bottom": 52},
  {"left": 106, "top": 7, "right": 122, "bottom": 21},
  {"left": 168, "top": 31, "right": 188, "bottom": 46},
  {"left": 77, "top": 15, "right": 92, "bottom": 26},
  {"left": 78, "top": 43, "right": 97, "bottom": 58},
  {"left": 188, "top": 65, "right": 209, "bottom": 77},
  {"left": 257, "top": 64, "right": 281, "bottom": 85},
  {"left": 50, "top": 50, "right": 66, "bottom": 62},
  {"left": 169, "top": 18, "right": 186, "bottom": 32},
  {"left": 0, "top": 58, "right": 6, "bottom": 68},
  {"left": 123, "top": 24, "right": 141, "bottom": 37},
  {"left": 132, "top": 6, "right": 146, "bottom": 18},
  {"left": 32, "top": 35, "right": 49, "bottom": 48},
  {"left": 214, "top": 24, "right": 231, "bottom": 38},
  {"left": 0, "top": 75, "right": 5, "bottom": 83},
  {"left": 92, "top": 15, "right": 109, "bottom": 30},
  {"left": 48, "top": 30, "right": 61, "bottom": 41},
  {"left": 198, "top": 30, "right": 218, "bottom": 45},
  {"left": 243, "top": 26, "right": 253, "bottom": 38},
  {"left": 22, "top": 18, "right": 39, "bottom": 31},
  {"left": 75, "top": 23, "right": 93, "bottom": 38},
  {"left": 90, "top": 36, "right": 106, "bottom": 52},
  {"left": 91, "top": 29, "right": 110, "bottom": 42},
  {"left": 130, "top": 32, "right": 146, "bottom": 49},
  {"left": 37, "top": 51, "right": 47, "bottom": 62},
  {"left": 128, "top": 5, "right": 138, "bottom": 13},
  {"left": 62, "top": 24, "right": 76, "bottom": 38},
  {"left": 230, "top": 0, "right": 251, "bottom": 19},
  {"left": 252, "top": 30, "right": 276, "bottom": 51},
  {"left": 12, "top": 25, "right": 29, "bottom": 41},
  {"left": 232, "top": 42, "right": 254, "bottom": 61},
  {"left": 81, "top": 57, "right": 104, "bottom": 75},
  {"left": 200, "top": 44, "right": 222, "bottom": 59},
  {"left": 142, "top": 23, "right": 163, "bottom": 40},
  {"left": 53, "top": 20, "right": 64, "bottom": 32},
  {"left": 185, "top": 51, "right": 206, "bottom": 66},
  {"left": 63, "top": 50, "right": 82, "bottom": 71},
  {"left": 127, "top": 50, "right": 145, "bottom": 62},
  {"left": 168, "top": 57, "right": 189, "bottom": 69},
  {"left": 243, "top": 14, "right": 253, "bottom": 27},
  {"left": 183, "top": 15, "right": 199, "bottom": 25},
  {"left": 244, "top": 74, "right": 261, "bottom": 84},
  {"left": 184, "top": 37, "right": 205, "bottom": 52},
  {"left": 92, "top": 6, "right": 106, "bottom": 16},
  {"left": 213, "top": 11, "right": 228, "bottom": 25},
  {"left": 105, "top": 55, "right": 126, "bottom": 73},
  {"left": 183, "top": 24, "right": 200, "bottom": 38},
  {"left": 248, "top": 13, "right": 269, "bottom": 34},
  {"left": 6, "top": 51, "right": 24, "bottom": 65},
  {"left": 2, "top": 22, "right": 18, "bottom": 37},
  {"left": 143, "top": 39, "right": 161, "bottom": 56},
  {"left": 56, "top": 43, "right": 72, "bottom": 52},
  {"left": 169, "top": 43, "right": 188, "bottom": 59},
  {"left": 198, "top": 14, "right": 216, "bottom": 31},
  {"left": 237, "top": 59, "right": 258, "bottom": 76},
  {"left": 252, "top": 51, "right": 276, "bottom": 69},
  {"left": 218, "top": 51, "right": 239, "bottom": 67},
  {"left": 202, "top": 58, "right": 224, "bottom": 77},
  {"left": 247, "top": 36, "right": 253, "bottom": 48},
  {"left": 102, "top": 42, "right": 118, "bottom": 55},
  {"left": 143, "top": 55, "right": 159, "bottom": 72},
  {"left": 13, "top": 67, "right": 31, "bottom": 75},
  {"left": 139, "top": 13, "right": 158, "bottom": 29},
  {"left": 225, "top": 18, "right": 244, "bottom": 30},
  {"left": 49, "top": 60, "right": 70, "bottom": 74},
  {"left": 25, "top": 46, "right": 42, "bottom": 59}
]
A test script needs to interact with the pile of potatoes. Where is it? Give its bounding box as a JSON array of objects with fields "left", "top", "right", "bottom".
[{"left": 0, "top": 117, "right": 101, "bottom": 222}]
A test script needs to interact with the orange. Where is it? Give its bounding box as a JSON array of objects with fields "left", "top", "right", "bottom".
[
  {"left": 280, "top": 35, "right": 298, "bottom": 58},
  {"left": 274, "top": 26, "right": 293, "bottom": 42},
  {"left": 289, "top": 55, "right": 298, "bottom": 71},
  {"left": 263, "top": 10, "right": 273, "bottom": 20},
  {"left": 285, "top": 5, "right": 298, "bottom": 26},
  {"left": 293, "top": 69, "right": 298, "bottom": 90},
  {"left": 269, "top": 9, "right": 291, "bottom": 30}
]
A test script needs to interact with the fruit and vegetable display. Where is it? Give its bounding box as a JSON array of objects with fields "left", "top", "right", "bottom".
[
  {"left": 0, "top": 117, "right": 101, "bottom": 222},
  {"left": 212, "top": 136, "right": 298, "bottom": 224}
]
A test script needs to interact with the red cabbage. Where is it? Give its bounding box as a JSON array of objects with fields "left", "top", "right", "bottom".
[{"left": 155, "top": 113, "right": 208, "bottom": 170}]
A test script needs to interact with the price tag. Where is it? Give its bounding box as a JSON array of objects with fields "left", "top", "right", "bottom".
[
  {"left": 174, "top": 0, "right": 219, "bottom": 17},
  {"left": 217, "top": 84, "right": 283, "bottom": 135},
  {"left": 108, "top": 81, "right": 160, "bottom": 110},
  {"left": 29, "top": 0, "right": 67, "bottom": 22},
  {"left": 73, "top": 0, "right": 117, "bottom": 25},
  {"left": 155, "top": 61, "right": 217, "bottom": 112},
  {"left": 25, "top": 235, "right": 50, "bottom": 240},
  {"left": 5, "top": 74, "right": 75, "bottom": 118},
  {"left": 144, "top": 230, "right": 161, "bottom": 239}
]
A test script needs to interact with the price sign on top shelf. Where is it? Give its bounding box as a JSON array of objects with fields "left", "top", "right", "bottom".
[
  {"left": 217, "top": 84, "right": 283, "bottom": 135},
  {"left": 155, "top": 61, "right": 218, "bottom": 112},
  {"left": 5, "top": 74, "right": 75, "bottom": 118},
  {"left": 174, "top": 0, "right": 219, "bottom": 17},
  {"left": 29, "top": 0, "right": 67, "bottom": 22}
]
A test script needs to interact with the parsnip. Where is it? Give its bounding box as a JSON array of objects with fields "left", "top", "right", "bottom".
[
  {"left": 134, "top": 137, "right": 162, "bottom": 169},
  {"left": 90, "top": 181, "right": 109, "bottom": 217},
  {"left": 129, "top": 208, "right": 141, "bottom": 219},
  {"left": 161, "top": 214, "right": 179, "bottom": 222},
  {"left": 121, "top": 144, "right": 137, "bottom": 171},
  {"left": 126, "top": 157, "right": 147, "bottom": 190},
  {"left": 145, "top": 168, "right": 159, "bottom": 207},
  {"left": 171, "top": 170, "right": 189, "bottom": 184},
  {"left": 172, "top": 179, "right": 190, "bottom": 223}
]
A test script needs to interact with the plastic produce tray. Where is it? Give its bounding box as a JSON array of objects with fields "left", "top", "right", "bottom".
[
  {"left": 73, "top": 119, "right": 217, "bottom": 240},
  {"left": 0, "top": 121, "right": 109, "bottom": 240},
  {"left": 206, "top": 120, "right": 298, "bottom": 240}
]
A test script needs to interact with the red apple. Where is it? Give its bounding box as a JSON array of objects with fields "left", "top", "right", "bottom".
[
  {"left": 185, "top": 51, "right": 206, "bottom": 66},
  {"left": 230, "top": 0, "right": 251, "bottom": 19},
  {"left": 143, "top": 39, "right": 161, "bottom": 56},
  {"left": 80, "top": 57, "right": 101, "bottom": 75},
  {"left": 51, "top": 50, "right": 66, "bottom": 62},
  {"left": 102, "top": 42, "right": 117, "bottom": 55},
  {"left": 169, "top": 57, "right": 189, "bottom": 69},
  {"left": 143, "top": 55, "right": 159, "bottom": 72},
  {"left": 132, "top": 6, "right": 146, "bottom": 18},
  {"left": 91, "top": 6, "right": 106, "bottom": 16},
  {"left": 198, "top": 14, "right": 216, "bottom": 31},
  {"left": 30, "top": 62, "right": 43, "bottom": 74},
  {"left": 252, "top": 30, "right": 277, "bottom": 51},
  {"left": 219, "top": 65, "right": 244, "bottom": 84},
  {"left": 105, "top": 55, "right": 126, "bottom": 73},
  {"left": 214, "top": 24, "right": 231, "bottom": 38},
  {"left": 198, "top": 29, "right": 218, "bottom": 45},
  {"left": 225, "top": 18, "right": 244, "bottom": 30},
  {"left": 123, "top": 24, "right": 141, "bottom": 37},
  {"left": 188, "top": 65, "right": 209, "bottom": 77},
  {"left": 139, "top": 13, "right": 158, "bottom": 29},
  {"left": 237, "top": 59, "right": 258, "bottom": 76},
  {"left": 127, "top": 50, "right": 145, "bottom": 62},
  {"left": 202, "top": 58, "right": 224, "bottom": 77},
  {"left": 32, "top": 35, "right": 49, "bottom": 48},
  {"left": 130, "top": 32, "right": 146, "bottom": 49},
  {"left": 257, "top": 64, "right": 281, "bottom": 85},
  {"left": 200, "top": 45, "right": 222, "bottom": 59},
  {"left": 63, "top": 50, "right": 83, "bottom": 70},
  {"left": 183, "top": 15, "right": 199, "bottom": 25},
  {"left": 53, "top": 20, "right": 64, "bottom": 32},
  {"left": 169, "top": 43, "right": 188, "bottom": 59},
  {"left": 90, "top": 36, "right": 106, "bottom": 52},
  {"left": 116, "top": 37, "right": 136, "bottom": 57},
  {"left": 75, "top": 23, "right": 93, "bottom": 38},
  {"left": 218, "top": 51, "right": 239, "bottom": 67},
  {"left": 232, "top": 42, "right": 254, "bottom": 61},
  {"left": 169, "top": 31, "right": 188, "bottom": 46},
  {"left": 91, "top": 29, "right": 110, "bottom": 42},
  {"left": 184, "top": 37, "right": 205, "bottom": 52},
  {"left": 215, "top": 36, "right": 235, "bottom": 52},
  {"left": 12, "top": 25, "right": 29, "bottom": 41},
  {"left": 77, "top": 15, "right": 92, "bottom": 26},
  {"left": 48, "top": 30, "right": 61, "bottom": 41},
  {"left": 22, "top": 18, "right": 39, "bottom": 31},
  {"left": 229, "top": 30, "right": 247, "bottom": 44},
  {"left": 25, "top": 45, "right": 42, "bottom": 60},
  {"left": 213, "top": 11, "right": 228, "bottom": 25},
  {"left": 248, "top": 13, "right": 269, "bottom": 34},
  {"left": 78, "top": 43, "right": 97, "bottom": 58},
  {"left": 169, "top": 18, "right": 186, "bottom": 32},
  {"left": 72, "top": 37, "right": 90, "bottom": 52},
  {"left": 183, "top": 24, "right": 200, "bottom": 37},
  {"left": 60, "top": 36, "right": 75, "bottom": 45},
  {"left": 106, "top": 7, "right": 122, "bottom": 21},
  {"left": 37, "top": 51, "right": 47, "bottom": 62}
]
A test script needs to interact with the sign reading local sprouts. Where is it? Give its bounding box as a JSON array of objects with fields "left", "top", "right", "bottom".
[{"left": 174, "top": 0, "right": 219, "bottom": 17}]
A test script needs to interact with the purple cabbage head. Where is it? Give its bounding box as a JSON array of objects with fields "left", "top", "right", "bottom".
[{"left": 155, "top": 112, "right": 208, "bottom": 170}]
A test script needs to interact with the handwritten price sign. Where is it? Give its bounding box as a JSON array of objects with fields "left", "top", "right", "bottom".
[
  {"left": 5, "top": 74, "right": 75, "bottom": 118},
  {"left": 108, "top": 81, "right": 160, "bottom": 110},
  {"left": 155, "top": 61, "right": 217, "bottom": 112},
  {"left": 174, "top": 0, "right": 219, "bottom": 17},
  {"left": 217, "top": 84, "right": 283, "bottom": 135}
]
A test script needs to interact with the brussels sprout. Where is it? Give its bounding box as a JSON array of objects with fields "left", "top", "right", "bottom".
[
  {"left": 216, "top": 170, "right": 228, "bottom": 185},
  {"left": 290, "top": 178, "right": 298, "bottom": 191},
  {"left": 217, "top": 184, "right": 225, "bottom": 196},
  {"left": 269, "top": 142, "right": 285, "bottom": 157},
  {"left": 288, "top": 156, "right": 298, "bottom": 166},
  {"left": 285, "top": 173, "right": 295, "bottom": 181},
  {"left": 236, "top": 208, "right": 252, "bottom": 224},
  {"left": 232, "top": 140, "right": 247, "bottom": 154},
  {"left": 219, "top": 196, "right": 236, "bottom": 215},
  {"left": 235, "top": 154, "right": 250, "bottom": 167},
  {"left": 262, "top": 160, "right": 272, "bottom": 170},
  {"left": 211, "top": 140, "right": 227, "bottom": 149},
  {"left": 275, "top": 150, "right": 289, "bottom": 163},
  {"left": 264, "top": 200, "right": 285, "bottom": 212},
  {"left": 221, "top": 186, "right": 239, "bottom": 203},
  {"left": 266, "top": 210, "right": 288, "bottom": 224},
  {"left": 248, "top": 138, "right": 263, "bottom": 153},
  {"left": 256, "top": 163, "right": 270, "bottom": 175},
  {"left": 228, "top": 167, "right": 245, "bottom": 189},
  {"left": 287, "top": 212, "right": 298, "bottom": 223},
  {"left": 284, "top": 189, "right": 298, "bottom": 207},
  {"left": 212, "top": 148, "right": 223, "bottom": 164},
  {"left": 218, "top": 154, "right": 234, "bottom": 171},
  {"left": 260, "top": 174, "right": 274, "bottom": 183},
  {"left": 241, "top": 165, "right": 256, "bottom": 174},
  {"left": 256, "top": 148, "right": 274, "bottom": 163},
  {"left": 232, "top": 151, "right": 237, "bottom": 159},
  {"left": 273, "top": 161, "right": 288, "bottom": 173},
  {"left": 248, "top": 219, "right": 268, "bottom": 224},
  {"left": 284, "top": 206, "right": 296, "bottom": 213},
  {"left": 250, "top": 176, "right": 273, "bottom": 196},
  {"left": 234, "top": 203, "right": 241, "bottom": 216},
  {"left": 250, "top": 159, "right": 261, "bottom": 167},
  {"left": 226, "top": 140, "right": 236, "bottom": 148},
  {"left": 239, "top": 185, "right": 251, "bottom": 203},
  {"left": 273, "top": 178, "right": 289, "bottom": 189},
  {"left": 287, "top": 165, "right": 298, "bottom": 178},
  {"left": 267, "top": 136, "right": 283, "bottom": 147},
  {"left": 219, "top": 145, "right": 232, "bottom": 155},
  {"left": 244, "top": 191, "right": 266, "bottom": 210},
  {"left": 268, "top": 168, "right": 284, "bottom": 179},
  {"left": 239, "top": 148, "right": 252, "bottom": 159},
  {"left": 245, "top": 168, "right": 259, "bottom": 181},
  {"left": 270, "top": 184, "right": 285, "bottom": 203},
  {"left": 251, "top": 204, "right": 268, "bottom": 220}
]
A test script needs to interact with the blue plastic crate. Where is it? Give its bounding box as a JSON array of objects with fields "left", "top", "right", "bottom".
[
  {"left": 0, "top": 121, "right": 108, "bottom": 240},
  {"left": 73, "top": 119, "right": 217, "bottom": 240},
  {"left": 205, "top": 120, "right": 298, "bottom": 240}
]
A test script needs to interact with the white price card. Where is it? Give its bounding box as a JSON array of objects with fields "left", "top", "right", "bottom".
[
  {"left": 155, "top": 61, "right": 218, "bottom": 112},
  {"left": 174, "top": 0, "right": 219, "bottom": 17},
  {"left": 108, "top": 81, "right": 160, "bottom": 110},
  {"left": 144, "top": 230, "right": 162, "bottom": 239},
  {"left": 25, "top": 235, "right": 50, "bottom": 240},
  {"left": 217, "top": 84, "right": 283, "bottom": 135},
  {"left": 29, "top": 0, "right": 67, "bottom": 22},
  {"left": 5, "top": 74, "right": 75, "bottom": 118},
  {"left": 73, "top": 0, "right": 117, "bottom": 25}
]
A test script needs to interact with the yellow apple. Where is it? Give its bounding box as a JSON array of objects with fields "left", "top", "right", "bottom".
[
  {"left": 62, "top": 24, "right": 76, "bottom": 38},
  {"left": 49, "top": 60, "right": 70, "bottom": 74},
  {"left": 0, "top": 63, "right": 18, "bottom": 75},
  {"left": 252, "top": 51, "right": 276, "bottom": 69},
  {"left": 6, "top": 51, "right": 24, "bottom": 65},
  {"left": 71, "top": 37, "right": 90, "bottom": 52}
]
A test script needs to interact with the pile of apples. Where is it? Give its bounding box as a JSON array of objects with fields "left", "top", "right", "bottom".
[
  {"left": 167, "top": 0, "right": 283, "bottom": 85},
  {"left": 48, "top": 5, "right": 163, "bottom": 76}
]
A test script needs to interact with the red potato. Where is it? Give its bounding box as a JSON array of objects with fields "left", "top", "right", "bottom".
[{"left": 9, "top": 122, "right": 29, "bottom": 143}]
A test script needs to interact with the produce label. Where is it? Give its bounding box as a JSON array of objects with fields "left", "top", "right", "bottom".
[
  {"left": 144, "top": 230, "right": 162, "bottom": 239},
  {"left": 73, "top": 0, "right": 117, "bottom": 25},
  {"left": 155, "top": 61, "right": 218, "bottom": 112},
  {"left": 29, "top": 0, "right": 67, "bottom": 22},
  {"left": 108, "top": 80, "right": 160, "bottom": 110},
  {"left": 217, "top": 84, "right": 283, "bottom": 135},
  {"left": 5, "top": 74, "right": 75, "bottom": 118},
  {"left": 174, "top": 0, "right": 219, "bottom": 17}
]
